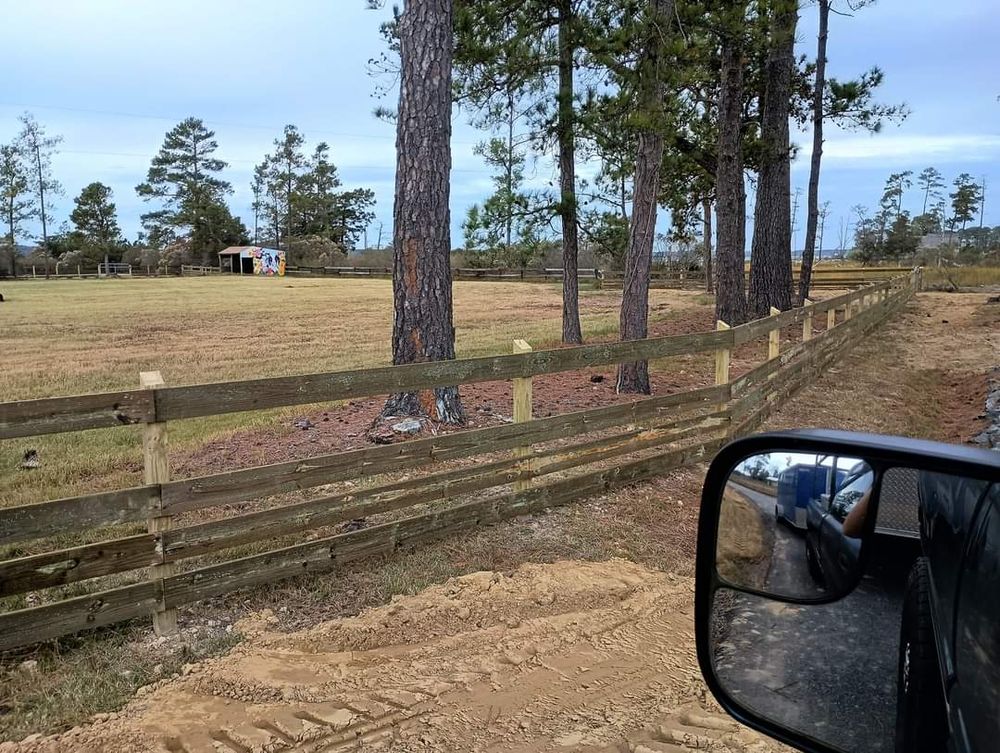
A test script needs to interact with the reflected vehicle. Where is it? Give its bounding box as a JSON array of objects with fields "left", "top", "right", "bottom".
[
  {"left": 694, "top": 430, "right": 1000, "bottom": 753},
  {"left": 804, "top": 464, "right": 874, "bottom": 594},
  {"left": 775, "top": 458, "right": 846, "bottom": 530}
]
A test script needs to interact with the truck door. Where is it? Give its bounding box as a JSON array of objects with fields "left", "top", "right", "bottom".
[{"left": 949, "top": 483, "right": 1000, "bottom": 753}]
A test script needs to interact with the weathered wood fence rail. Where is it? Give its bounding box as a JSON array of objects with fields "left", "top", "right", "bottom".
[{"left": 0, "top": 271, "right": 920, "bottom": 651}]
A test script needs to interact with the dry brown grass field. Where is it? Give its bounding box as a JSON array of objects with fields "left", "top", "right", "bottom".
[{"left": 0, "top": 276, "right": 715, "bottom": 508}]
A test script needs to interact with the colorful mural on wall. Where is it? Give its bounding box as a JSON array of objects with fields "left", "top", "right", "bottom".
[
  {"left": 251, "top": 247, "right": 286, "bottom": 276},
  {"left": 218, "top": 246, "right": 287, "bottom": 276}
]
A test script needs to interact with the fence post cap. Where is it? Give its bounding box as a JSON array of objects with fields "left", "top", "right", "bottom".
[{"left": 769, "top": 306, "right": 781, "bottom": 316}]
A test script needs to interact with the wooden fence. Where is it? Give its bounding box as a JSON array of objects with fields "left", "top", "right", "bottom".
[
  {"left": 7, "top": 264, "right": 914, "bottom": 290},
  {"left": 283, "top": 265, "right": 914, "bottom": 289},
  {"left": 0, "top": 271, "right": 920, "bottom": 650}
]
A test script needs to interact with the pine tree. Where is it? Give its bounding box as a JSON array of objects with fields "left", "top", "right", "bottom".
[
  {"left": 950, "top": 173, "right": 983, "bottom": 236},
  {"left": 454, "top": 0, "right": 609, "bottom": 344},
  {"left": 16, "top": 113, "right": 63, "bottom": 255},
  {"left": 381, "top": 0, "right": 465, "bottom": 424},
  {"left": 271, "top": 125, "right": 307, "bottom": 248},
  {"left": 748, "top": 0, "right": 798, "bottom": 317},
  {"left": 0, "top": 142, "right": 35, "bottom": 276},
  {"left": 70, "top": 182, "right": 122, "bottom": 264},
  {"left": 713, "top": 0, "right": 750, "bottom": 327},
  {"left": 136, "top": 117, "right": 234, "bottom": 265},
  {"left": 799, "top": 47, "right": 908, "bottom": 301},
  {"left": 616, "top": 0, "right": 676, "bottom": 394},
  {"left": 462, "top": 134, "right": 544, "bottom": 268},
  {"left": 917, "top": 167, "right": 945, "bottom": 216}
]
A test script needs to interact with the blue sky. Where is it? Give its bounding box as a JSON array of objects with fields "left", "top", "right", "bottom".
[{"left": 0, "top": 0, "right": 997, "bottom": 252}]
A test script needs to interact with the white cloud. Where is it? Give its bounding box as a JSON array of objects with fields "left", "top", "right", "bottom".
[{"left": 794, "top": 133, "right": 1000, "bottom": 169}]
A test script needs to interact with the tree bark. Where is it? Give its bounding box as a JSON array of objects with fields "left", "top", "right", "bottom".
[
  {"left": 557, "top": 0, "right": 583, "bottom": 345},
  {"left": 35, "top": 149, "right": 48, "bottom": 254},
  {"left": 798, "top": 0, "right": 828, "bottom": 304},
  {"left": 748, "top": 0, "right": 797, "bottom": 317},
  {"left": 703, "top": 198, "right": 714, "bottom": 293},
  {"left": 616, "top": 0, "right": 674, "bottom": 395},
  {"left": 714, "top": 9, "right": 749, "bottom": 326},
  {"left": 380, "top": 0, "right": 464, "bottom": 424}
]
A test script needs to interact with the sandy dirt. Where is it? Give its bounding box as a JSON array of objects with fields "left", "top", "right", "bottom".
[
  {"left": 8, "top": 560, "right": 782, "bottom": 753},
  {"left": 762, "top": 292, "right": 999, "bottom": 442}
]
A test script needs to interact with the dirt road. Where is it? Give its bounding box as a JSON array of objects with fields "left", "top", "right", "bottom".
[{"left": 12, "top": 561, "right": 780, "bottom": 753}]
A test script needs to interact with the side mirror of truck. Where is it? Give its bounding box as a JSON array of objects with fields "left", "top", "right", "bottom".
[{"left": 695, "top": 430, "right": 1000, "bottom": 753}]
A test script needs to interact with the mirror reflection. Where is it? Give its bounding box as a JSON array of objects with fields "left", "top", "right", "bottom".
[
  {"left": 718, "top": 451, "right": 870, "bottom": 599},
  {"left": 710, "top": 464, "right": 995, "bottom": 753}
]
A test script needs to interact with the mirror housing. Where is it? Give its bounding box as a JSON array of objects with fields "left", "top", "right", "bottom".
[{"left": 695, "top": 430, "right": 1000, "bottom": 753}]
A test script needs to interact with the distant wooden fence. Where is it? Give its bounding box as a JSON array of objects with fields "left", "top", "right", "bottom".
[
  {"left": 278, "top": 264, "right": 914, "bottom": 290},
  {"left": 7, "top": 264, "right": 915, "bottom": 291},
  {"left": 179, "top": 265, "right": 221, "bottom": 276},
  {"left": 0, "top": 271, "right": 920, "bottom": 650},
  {"left": 281, "top": 266, "right": 607, "bottom": 283}
]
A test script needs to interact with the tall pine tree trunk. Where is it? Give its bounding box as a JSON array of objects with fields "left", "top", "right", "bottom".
[
  {"left": 5, "top": 225, "right": 15, "bottom": 277},
  {"left": 616, "top": 0, "right": 673, "bottom": 395},
  {"left": 714, "top": 7, "right": 749, "bottom": 326},
  {"left": 703, "top": 198, "right": 714, "bottom": 293},
  {"left": 798, "top": 0, "right": 828, "bottom": 304},
  {"left": 748, "top": 0, "right": 797, "bottom": 318},
  {"left": 29, "top": 142, "right": 49, "bottom": 254},
  {"left": 557, "top": 0, "right": 583, "bottom": 345},
  {"left": 380, "top": 0, "right": 464, "bottom": 424}
]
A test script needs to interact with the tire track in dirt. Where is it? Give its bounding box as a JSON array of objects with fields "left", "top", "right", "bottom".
[{"left": 9, "top": 561, "right": 784, "bottom": 753}]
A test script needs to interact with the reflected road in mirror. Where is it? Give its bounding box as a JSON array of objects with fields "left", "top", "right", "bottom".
[
  {"left": 711, "top": 538, "right": 916, "bottom": 752},
  {"left": 722, "top": 480, "right": 820, "bottom": 597}
]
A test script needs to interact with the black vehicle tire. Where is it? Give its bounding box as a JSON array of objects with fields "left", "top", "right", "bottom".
[
  {"left": 805, "top": 538, "right": 825, "bottom": 586},
  {"left": 895, "top": 557, "right": 948, "bottom": 753}
]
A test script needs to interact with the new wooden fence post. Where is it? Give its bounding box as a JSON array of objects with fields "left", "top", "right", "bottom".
[
  {"left": 768, "top": 307, "right": 781, "bottom": 360},
  {"left": 140, "top": 370, "right": 178, "bottom": 636},
  {"left": 512, "top": 339, "right": 534, "bottom": 492},
  {"left": 715, "top": 321, "right": 731, "bottom": 421},
  {"left": 802, "top": 299, "right": 814, "bottom": 342},
  {"left": 827, "top": 305, "right": 837, "bottom": 330}
]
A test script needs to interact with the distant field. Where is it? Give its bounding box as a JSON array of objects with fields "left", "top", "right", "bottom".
[
  {"left": 920, "top": 265, "right": 1000, "bottom": 289},
  {"left": 0, "top": 277, "right": 710, "bottom": 507}
]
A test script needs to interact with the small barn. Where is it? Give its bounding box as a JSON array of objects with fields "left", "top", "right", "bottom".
[{"left": 218, "top": 246, "right": 286, "bottom": 276}]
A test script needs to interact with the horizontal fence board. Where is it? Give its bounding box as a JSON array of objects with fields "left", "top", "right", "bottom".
[
  {"left": 161, "top": 467, "right": 514, "bottom": 563},
  {"left": 153, "top": 331, "right": 731, "bottom": 423},
  {"left": 0, "top": 390, "right": 155, "bottom": 440},
  {"left": 0, "top": 581, "right": 159, "bottom": 652},
  {"left": 161, "top": 407, "right": 726, "bottom": 564},
  {"left": 0, "top": 534, "right": 156, "bottom": 598},
  {"left": 0, "top": 487, "right": 159, "bottom": 547},
  {"left": 161, "top": 383, "right": 728, "bottom": 513},
  {"left": 161, "top": 438, "right": 723, "bottom": 609}
]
